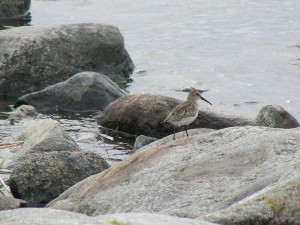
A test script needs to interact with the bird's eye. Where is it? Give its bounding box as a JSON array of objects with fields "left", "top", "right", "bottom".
[{"left": 196, "top": 92, "right": 200, "bottom": 96}]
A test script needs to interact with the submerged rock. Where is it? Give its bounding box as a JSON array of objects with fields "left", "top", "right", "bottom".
[
  {"left": 14, "top": 72, "right": 127, "bottom": 113},
  {"left": 0, "top": 209, "right": 217, "bottom": 225},
  {"left": 0, "top": 23, "right": 134, "bottom": 96},
  {"left": 48, "top": 126, "right": 300, "bottom": 222},
  {"left": 98, "top": 93, "right": 253, "bottom": 138},
  {"left": 9, "top": 151, "right": 109, "bottom": 207},
  {"left": 255, "top": 104, "right": 299, "bottom": 128}
]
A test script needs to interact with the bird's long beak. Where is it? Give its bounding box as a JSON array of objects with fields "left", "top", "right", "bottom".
[{"left": 201, "top": 96, "right": 212, "bottom": 105}]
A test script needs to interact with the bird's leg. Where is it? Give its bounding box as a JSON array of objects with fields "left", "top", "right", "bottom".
[
  {"left": 185, "top": 126, "right": 189, "bottom": 137},
  {"left": 173, "top": 127, "right": 176, "bottom": 140}
]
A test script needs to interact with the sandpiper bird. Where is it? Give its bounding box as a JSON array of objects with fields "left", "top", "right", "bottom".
[{"left": 164, "top": 88, "right": 212, "bottom": 140}]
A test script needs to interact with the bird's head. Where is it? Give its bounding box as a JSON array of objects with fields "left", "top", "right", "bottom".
[{"left": 188, "top": 88, "right": 212, "bottom": 105}]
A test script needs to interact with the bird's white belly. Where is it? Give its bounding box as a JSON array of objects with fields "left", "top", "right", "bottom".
[{"left": 171, "top": 113, "right": 198, "bottom": 127}]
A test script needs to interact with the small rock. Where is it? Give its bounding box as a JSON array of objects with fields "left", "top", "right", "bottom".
[
  {"left": 255, "top": 104, "right": 299, "bottom": 128},
  {"left": 14, "top": 72, "right": 128, "bottom": 113},
  {"left": 7, "top": 118, "right": 80, "bottom": 156},
  {"left": 0, "top": 195, "right": 27, "bottom": 211},
  {"left": 9, "top": 105, "right": 38, "bottom": 123},
  {"left": 9, "top": 151, "right": 109, "bottom": 207},
  {"left": 133, "top": 135, "right": 158, "bottom": 151}
]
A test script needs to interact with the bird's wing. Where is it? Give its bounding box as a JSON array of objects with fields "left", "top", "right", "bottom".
[{"left": 164, "top": 101, "right": 197, "bottom": 122}]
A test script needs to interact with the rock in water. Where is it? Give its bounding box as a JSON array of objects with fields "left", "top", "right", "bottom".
[
  {"left": 9, "top": 105, "right": 38, "bottom": 122},
  {"left": 255, "top": 104, "right": 299, "bottom": 128},
  {"left": 14, "top": 72, "right": 128, "bottom": 113},
  {"left": 0, "top": 0, "right": 31, "bottom": 22},
  {"left": 98, "top": 93, "right": 253, "bottom": 138},
  {"left": 6, "top": 118, "right": 80, "bottom": 156},
  {"left": 5, "top": 118, "right": 110, "bottom": 206},
  {"left": 0, "top": 23, "right": 134, "bottom": 96},
  {"left": 98, "top": 94, "right": 181, "bottom": 138},
  {"left": 9, "top": 151, "right": 109, "bottom": 207}
]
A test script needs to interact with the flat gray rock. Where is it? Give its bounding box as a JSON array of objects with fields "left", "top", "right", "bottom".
[
  {"left": 14, "top": 72, "right": 128, "bottom": 113},
  {"left": 0, "top": 208, "right": 100, "bottom": 225},
  {"left": 96, "top": 213, "right": 217, "bottom": 225},
  {"left": 0, "top": 208, "right": 217, "bottom": 225},
  {"left": 0, "top": 23, "right": 134, "bottom": 96},
  {"left": 48, "top": 126, "right": 300, "bottom": 224}
]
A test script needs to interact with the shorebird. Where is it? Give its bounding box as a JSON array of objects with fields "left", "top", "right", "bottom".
[{"left": 164, "top": 88, "right": 212, "bottom": 140}]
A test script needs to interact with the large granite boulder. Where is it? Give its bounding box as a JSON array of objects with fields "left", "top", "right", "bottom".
[
  {"left": 48, "top": 126, "right": 300, "bottom": 224},
  {"left": 0, "top": 23, "right": 134, "bottom": 96},
  {"left": 202, "top": 174, "right": 300, "bottom": 224},
  {"left": 98, "top": 94, "right": 253, "bottom": 138},
  {"left": 9, "top": 151, "right": 109, "bottom": 207},
  {"left": 0, "top": 0, "right": 31, "bottom": 22},
  {"left": 0, "top": 209, "right": 216, "bottom": 225},
  {"left": 14, "top": 72, "right": 128, "bottom": 113},
  {"left": 255, "top": 104, "right": 299, "bottom": 128}
]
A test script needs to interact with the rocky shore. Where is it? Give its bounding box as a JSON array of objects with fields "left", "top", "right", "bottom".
[{"left": 0, "top": 23, "right": 300, "bottom": 225}]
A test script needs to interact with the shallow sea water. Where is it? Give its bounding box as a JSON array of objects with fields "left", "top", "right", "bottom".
[
  {"left": 30, "top": 0, "right": 300, "bottom": 117},
  {"left": 1, "top": 0, "right": 300, "bottom": 164}
]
